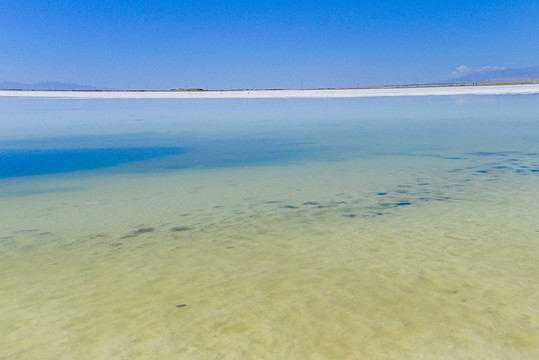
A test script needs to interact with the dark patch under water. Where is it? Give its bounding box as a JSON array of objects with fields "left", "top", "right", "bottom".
[
  {"left": 170, "top": 226, "right": 193, "bottom": 232},
  {"left": 121, "top": 227, "right": 155, "bottom": 239},
  {"left": 282, "top": 205, "right": 299, "bottom": 209},
  {"left": 395, "top": 202, "right": 412, "bottom": 206}
]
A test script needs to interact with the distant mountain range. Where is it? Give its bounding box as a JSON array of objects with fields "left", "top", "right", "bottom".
[
  {"left": 0, "top": 81, "right": 114, "bottom": 90},
  {"left": 2, "top": 66, "right": 538, "bottom": 91},
  {"left": 448, "top": 65, "right": 539, "bottom": 84}
]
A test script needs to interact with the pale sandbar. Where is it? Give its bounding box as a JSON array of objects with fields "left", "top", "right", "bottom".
[{"left": 1, "top": 84, "right": 539, "bottom": 99}]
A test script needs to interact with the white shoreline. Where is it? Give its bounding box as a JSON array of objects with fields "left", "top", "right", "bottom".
[{"left": 1, "top": 84, "right": 539, "bottom": 99}]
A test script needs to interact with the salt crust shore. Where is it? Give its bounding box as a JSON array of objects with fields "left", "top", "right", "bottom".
[{"left": 1, "top": 84, "right": 539, "bottom": 99}]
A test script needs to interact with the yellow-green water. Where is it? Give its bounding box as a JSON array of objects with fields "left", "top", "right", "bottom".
[
  {"left": 1, "top": 157, "right": 538, "bottom": 359},
  {"left": 0, "top": 96, "right": 538, "bottom": 358}
]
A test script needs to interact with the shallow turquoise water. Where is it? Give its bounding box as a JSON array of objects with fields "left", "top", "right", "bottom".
[
  {"left": 1, "top": 95, "right": 538, "bottom": 178},
  {"left": 0, "top": 95, "right": 538, "bottom": 359}
]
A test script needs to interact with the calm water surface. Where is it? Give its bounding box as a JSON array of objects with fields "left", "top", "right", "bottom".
[{"left": 0, "top": 95, "right": 538, "bottom": 359}]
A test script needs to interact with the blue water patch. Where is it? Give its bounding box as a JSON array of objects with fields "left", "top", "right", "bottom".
[
  {"left": 0, "top": 134, "right": 325, "bottom": 178},
  {"left": 0, "top": 130, "right": 334, "bottom": 178},
  {"left": 2, "top": 96, "right": 538, "bottom": 179},
  {"left": 0, "top": 147, "right": 189, "bottom": 178}
]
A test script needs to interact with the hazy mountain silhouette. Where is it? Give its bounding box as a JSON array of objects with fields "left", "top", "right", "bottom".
[
  {"left": 449, "top": 66, "right": 539, "bottom": 84},
  {"left": 0, "top": 81, "right": 114, "bottom": 90}
]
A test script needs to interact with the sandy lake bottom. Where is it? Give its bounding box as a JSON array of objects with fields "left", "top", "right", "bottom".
[{"left": 0, "top": 96, "right": 538, "bottom": 359}]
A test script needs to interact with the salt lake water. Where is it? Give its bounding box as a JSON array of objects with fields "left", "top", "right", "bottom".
[{"left": 0, "top": 95, "right": 538, "bottom": 359}]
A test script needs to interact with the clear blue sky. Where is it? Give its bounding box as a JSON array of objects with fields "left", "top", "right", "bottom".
[{"left": 1, "top": 0, "right": 538, "bottom": 89}]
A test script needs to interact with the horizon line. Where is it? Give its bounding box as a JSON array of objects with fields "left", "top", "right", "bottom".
[
  {"left": 2, "top": 83, "right": 539, "bottom": 99},
  {"left": 1, "top": 80, "right": 539, "bottom": 93}
]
